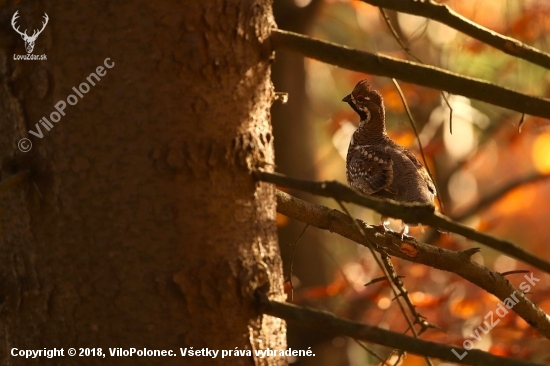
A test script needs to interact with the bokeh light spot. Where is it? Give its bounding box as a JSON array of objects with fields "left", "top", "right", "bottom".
[
  {"left": 532, "top": 133, "right": 550, "bottom": 173},
  {"left": 377, "top": 297, "right": 391, "bottom": 310}
]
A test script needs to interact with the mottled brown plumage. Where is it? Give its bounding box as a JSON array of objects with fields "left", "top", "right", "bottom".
[{"left": 343, "top": 80, "right": 436, "bottom": 212}]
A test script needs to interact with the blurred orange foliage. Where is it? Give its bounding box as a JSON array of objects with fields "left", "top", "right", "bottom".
[
  {"left": 532, "top": 133, "right": 550, "bottom": 174},
  {"left": 449, "top": 298, "right": 482, "bottom": 319}
]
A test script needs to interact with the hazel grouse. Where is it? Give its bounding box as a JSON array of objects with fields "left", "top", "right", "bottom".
[{"left": 342, "top": 80, "right": 436, "bottom": 232}]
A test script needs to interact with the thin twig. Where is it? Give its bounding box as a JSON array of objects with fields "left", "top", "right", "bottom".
[
  {"left": 381, "top": 254, "right": 438, "bottom": 335},
  {"left": 378, "top": 7, "right": 421, "bottom": 62},
  {"left": 500, "top": 270, "right": 531, "bottom": 277},
  {"left": 519, "top": 113, "right": 526, "bottom": 133},
  {"left": 365, "top": 275, "right": 405, "bottom": 287},
  {"left": 378, "top": 7, "right": 454, "bottom": 136},
  {"left": 352, "top": 339, "right": 388, "bottom": 364},
  {"left": 287, "top": 224, "right": 309, "bottom": 301}
]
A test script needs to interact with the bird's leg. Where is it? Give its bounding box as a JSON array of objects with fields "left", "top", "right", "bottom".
[
  {"left": 373, "top": 215, "right": 391, "bottom": 233},
  {"left": 397, "top": 222, "right": 412, "bottom": 241}
]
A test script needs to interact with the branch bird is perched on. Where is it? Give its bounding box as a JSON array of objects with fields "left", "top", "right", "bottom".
[{"left": 343, "top": 80, "right": 436, "bottom": 234}]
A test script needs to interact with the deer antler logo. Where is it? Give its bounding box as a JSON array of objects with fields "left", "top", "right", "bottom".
[{"left": 11, "top": 11, "right": 49, "bottom": 54}]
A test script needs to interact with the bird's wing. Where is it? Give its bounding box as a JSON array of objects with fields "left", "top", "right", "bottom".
[
  {"left": 348, "top": 145, "right": 394, "bottom": 196},
  {"left": 401, "top": 149, "right": 437, "bottom": 196}
]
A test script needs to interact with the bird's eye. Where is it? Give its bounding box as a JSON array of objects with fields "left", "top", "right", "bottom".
[{"left": 356, "top": 95, "right": 365, "bottom": 102}]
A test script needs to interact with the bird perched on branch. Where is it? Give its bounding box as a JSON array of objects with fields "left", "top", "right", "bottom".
[{"left": 342, "top": 80, "right": 436, "bottom": 234}]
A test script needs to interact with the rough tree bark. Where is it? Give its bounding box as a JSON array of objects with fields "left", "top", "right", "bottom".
[{"left": 0, "top": 1, "right": 285, "bottom": 365}]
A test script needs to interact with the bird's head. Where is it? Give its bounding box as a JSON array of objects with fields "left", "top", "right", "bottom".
[{"left": 342, "top": 79, "right": 384, "bottom": 124}]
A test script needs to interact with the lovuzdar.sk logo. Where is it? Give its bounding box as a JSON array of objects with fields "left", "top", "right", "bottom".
[{"left": 12, "top": 10, "right": 48, "bottom": 60}]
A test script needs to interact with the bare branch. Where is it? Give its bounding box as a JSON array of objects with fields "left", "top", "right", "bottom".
[
  {"left": 258, "top": 294, "right": 546, "bottom": 366},
  {"left": 256, "top": 170, "right": 550, "bottom": 275},
  {"left": 274, "top": 189, "right": 550, "bottom": 339},
  {"left": 361, "top": 0, "right": 550, "bottom": 71},
  {"left": 271, "top": 29, "right": 550, "bottom": 120}
]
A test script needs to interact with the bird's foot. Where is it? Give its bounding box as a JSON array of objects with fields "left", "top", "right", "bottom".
[
  {"left": 397, "top": 224, "right": 412, "bottom": 241},
  {"left": 373, "top": 218, "right": 391, "bottom": 233}
]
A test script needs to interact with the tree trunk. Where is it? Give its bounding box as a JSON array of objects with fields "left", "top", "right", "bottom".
[{"left": 0, "top": 1, "right": 285, "bottom": 365}]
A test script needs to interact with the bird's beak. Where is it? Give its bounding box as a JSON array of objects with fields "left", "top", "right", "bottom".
[{"left": 342, "top": 94, "right": 352, "bottom": 103}]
